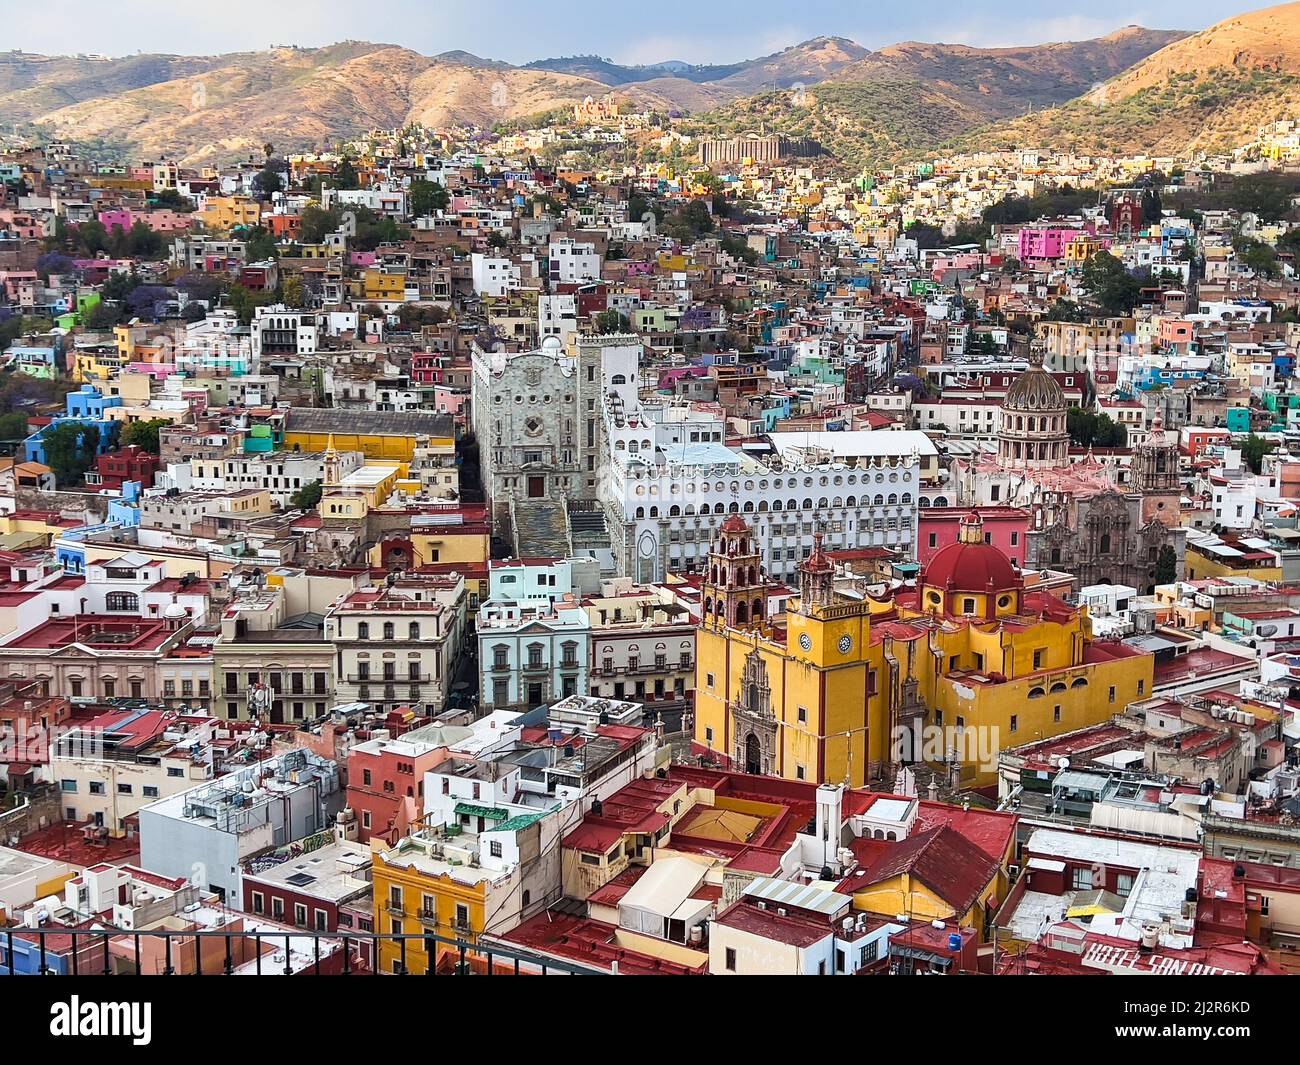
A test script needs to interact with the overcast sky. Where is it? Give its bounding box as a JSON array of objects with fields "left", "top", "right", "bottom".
[{"left": 2, "top": 0, "right": 1282, "bottom": 63}]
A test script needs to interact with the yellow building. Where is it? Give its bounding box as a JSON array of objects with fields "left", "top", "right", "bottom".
[
  {"left": 843, "top": 823, "right": 1005, "bottom": 938},
  {"left": 367, "top": 510, "right": 492, "bottom": 604},
  {"left": 197, "top": 196, "right": 262, "bottom": 232},
  {"left": 71, "top": 346, "right": 128, "bottom": 384},
  {"left": 371, "top": 833, "right": 493, "bottom": 975},
  {"left": 1065, "top": 236, "right": 1105, "bottom": 264},
  {"left": 693, "top": 513, "right": 1153, "bottom": 788},
  {"left": 1184, "top": 540, "right": 1283, "bottom": 583},
  {"left": 363, "top": 269, "right": 407, "bottom": 303},
  {"left": 370, "top": 818, "right": 537, "bottom": 975},
  {"left": 283, "top": 411, "right": 453, "bottom": 464}
]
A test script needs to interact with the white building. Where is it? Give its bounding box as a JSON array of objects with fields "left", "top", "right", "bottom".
[
  {"left": 470, "top": 254, "right": 521, "bottom": 298},
  {"left": 602, "top": 419, "right": 931, "bottom": 582},
  {"left": 547, "top": 238, "right": 601, "bottom": 284}
]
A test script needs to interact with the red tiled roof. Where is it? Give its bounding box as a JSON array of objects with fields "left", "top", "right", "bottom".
[{"left": 852, "top": 826, "right": 999, "bottom": 915}]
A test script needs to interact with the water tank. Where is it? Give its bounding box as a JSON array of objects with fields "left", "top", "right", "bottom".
[{"left": 947, "top": 932, "right": 962, "bottom": 952}]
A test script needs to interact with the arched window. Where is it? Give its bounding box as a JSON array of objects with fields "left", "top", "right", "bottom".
[
  {"left": 383, "top": 622, "right": 395, "bottom": 641},
  {"left": 408, "top": 622, "right": 420, "bottom": 640},
  {"left": 106, "top": 591, "right": 138, "bottom": 612},
  {"left": 358, "top": 622, "right": 370, "bottom": 640},
  {"left": 1028, "top": 687, "right": 1045, "bottom": 699}
]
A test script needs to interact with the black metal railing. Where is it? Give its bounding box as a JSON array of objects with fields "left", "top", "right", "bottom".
[{"left": 2, "top": 926, "right": 603, "bottom": 976}]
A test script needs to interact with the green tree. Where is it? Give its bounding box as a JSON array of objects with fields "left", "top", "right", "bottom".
[
  {"left": 254, "top": 168, "right": 283, "bottom": 198},
  {"left": 41, "top": 422, "right": 101, "bottom": 486},
  {"left": 76, "top": 219, "right": 109, "bottom": 255},
  {"left": 225, "top": 283, "right": 277, "bottom": 325},
  {"left": 1065, "top": 407, "right": 1124, "bottom": 447},
  {"left": 592, "top": 309, "right": 630, "bottom": 333},
  {"left": 120, "top": 418, "right": 169, "bottom": 454},
  {"left": 282, "top": 275, "right": 306, "bottom": 309},
  {"left": 336, "top": 158, "right": 360, "bottom": 190},
  {"left": 1154, "top": 544, "right": 1178, "bottom": 585},
  {"left": 904, "top": 221, "right": 944, "bottom": 250},
  {"left": 299, "top": 204, "right": 339, "bottom": 244},
  {"left": 1141, "top": 186, "right": 1163, "bottom": 225},
  {"left": 0, "top": 411, "right": 29, "bottom": 442},
  {"left": 1237, "top": 238, "right": 1279, "bottom": 279},
  {"left": 1080, "top": 251, "right": 1141, "bottom": 316},
  {"left": 1241, "top": 433, "right": 1272, "bottom": 474},
  {"left": 409, "top": 179, "right": 449, "bottom": 217},
  {"left": 243, "top": 226, "right": 279, "bottom": 261},
  {"left": 1043, "top": 299, "right": 1088, "bottom": 322},
  {"left": 290, "top": 480, "right": 323, "bottom": 510},
  {"left": 126, "top": 220, "right": 163, "bottom": 259},
  {"left": 83, "top": 301, "right": 120, "bottom": 329}
]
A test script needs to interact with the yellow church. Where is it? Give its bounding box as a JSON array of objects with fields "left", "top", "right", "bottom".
[{"left": 692, "top": 512, "right": 1153, "bottom": 789}]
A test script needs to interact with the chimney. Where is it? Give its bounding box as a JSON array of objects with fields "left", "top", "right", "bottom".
[{"left": 815, "top": 783, "right": 844, "bottom": 872}]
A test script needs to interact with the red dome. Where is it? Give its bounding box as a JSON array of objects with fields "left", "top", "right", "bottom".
[
  {"left": 924, "top": 540, "right": 1021, "bottom": 593},
  {"left": 720, "top": 513, "right": 751, "bottom": 534}
]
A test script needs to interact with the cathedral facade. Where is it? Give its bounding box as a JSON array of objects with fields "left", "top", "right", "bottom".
[
  {"left": 692, "top": 512, "right": 1153, "bottom": 789},
  {"left": 956, "top": 352, "right": 1185, "bottom": 593}
]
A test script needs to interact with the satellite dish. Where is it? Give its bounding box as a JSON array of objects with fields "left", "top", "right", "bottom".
[{"left": 1057, "top": 756, "right": 1070, "bottom": 771}]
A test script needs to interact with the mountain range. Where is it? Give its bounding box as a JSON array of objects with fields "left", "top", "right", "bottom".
[
  {"left": 1, "top": 4, "right": 1297, "bottom": 168},
  {"left": 947, "top": 3, "right": 1300, "bottom": 160}
]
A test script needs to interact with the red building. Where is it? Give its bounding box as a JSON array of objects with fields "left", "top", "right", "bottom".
[
  {"left": 266, "top": 214, "right": 302, "bottom": 241},
  {"left": 918, "top": 506, "right": 1030, "bottom": 569},
  {"left": 92, "top": 445, "right": 161, "bottom": 491},
  {"left": 241, "top": 839, "right": 372, "bottom": 931},
  {"left": 346, "top": 733, "right": 449, "bottom": 843}
]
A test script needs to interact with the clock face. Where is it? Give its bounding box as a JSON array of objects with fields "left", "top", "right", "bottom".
[
  {"left": 799, "top": 633, "right": 813, "bottom": 652},
  {"left": 838, "top": 634, "right": 853, "bottom": 655}
]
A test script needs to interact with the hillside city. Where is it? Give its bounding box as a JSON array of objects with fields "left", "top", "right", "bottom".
[{"left": 1, "top": 8, "right": 1300, "bottom": 989}]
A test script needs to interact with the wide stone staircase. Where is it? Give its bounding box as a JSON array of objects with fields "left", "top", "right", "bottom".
[
  {"left": 511, "top": 499, "right": 571, "bottom": 558},
  {"left": 567, "top": 502, "right": 609, "bottom": 557}
]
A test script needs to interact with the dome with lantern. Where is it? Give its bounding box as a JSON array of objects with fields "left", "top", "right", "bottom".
[
  {"left": 1003, "top": 344, "right": 1066, "bottom": 414},
  {"left": 920, "top": 512, "right": 1023, "bottom": 620}
]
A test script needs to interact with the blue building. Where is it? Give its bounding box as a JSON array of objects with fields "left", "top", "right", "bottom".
[
  {"left": 476, "top": 558, "right": 596, "bottom": 711},
  {"left": 23, "top": 384, "right": 122, "bottom": 468}
]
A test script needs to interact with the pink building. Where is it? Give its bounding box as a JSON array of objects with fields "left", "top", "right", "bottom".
[
  {"left": 140, "top": 209, "right": 193, "bottom": 233},
  {"left": 919, "top": 506, "right": 1031, "bottom": 569},
  {"left": 99, "top": 209, "right": 134, "bottom": 232},
  {"left": 1017, "top": 226, "right": 1092, "bottom": 262},
  {"left": 930, "top": 252, "right": 986, "bottom": 280}
]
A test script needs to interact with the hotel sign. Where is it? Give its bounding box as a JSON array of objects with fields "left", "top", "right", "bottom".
[{"left": 1082, "top": 942, "right": 1244, "bottom": 976}]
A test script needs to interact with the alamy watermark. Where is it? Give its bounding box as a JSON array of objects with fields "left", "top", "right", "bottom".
[{"left": 889, "top": 722, "right": 1002, "bottom": 776}]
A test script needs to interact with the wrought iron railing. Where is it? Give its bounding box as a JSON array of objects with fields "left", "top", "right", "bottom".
[{"left": 1, "top": 926, "right": 602, "bottom": 976}]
